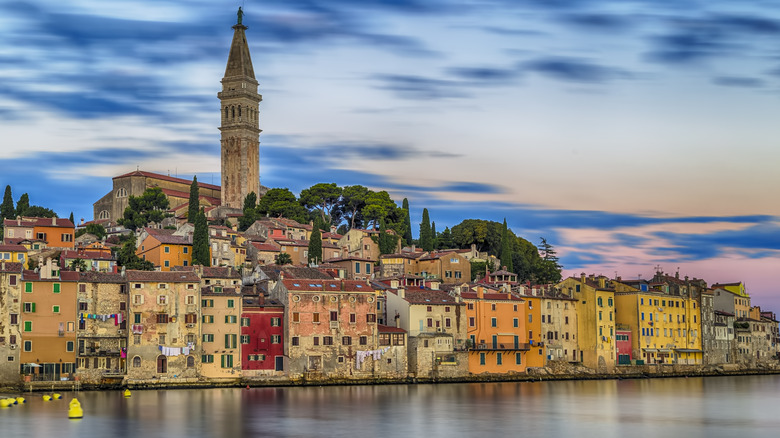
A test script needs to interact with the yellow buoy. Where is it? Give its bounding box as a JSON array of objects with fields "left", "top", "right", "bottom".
[
  {"left": 15, "top": 397, "right": 25, "bottom": 404},
  {"left": 0, "top": 399, "right": 12, "bottom": 408},
  {"left": 53, "top": 393, "right": 62, "bottom": 400},
  {"left": 68, "top": 398, "right": 83, "bottom": 419},
  {"left": 43, "top": 395, "right": 51, "bottom": 401},
  {"left": 123, "top": 389, "right": 131, "bottom": 398}
]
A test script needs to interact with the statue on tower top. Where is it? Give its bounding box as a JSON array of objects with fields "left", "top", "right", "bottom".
[{"left": 237, "top": 7, "right": 244, "bottom": 25}]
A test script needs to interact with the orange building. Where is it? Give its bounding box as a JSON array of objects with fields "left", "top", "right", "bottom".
[
  {"left": 137, "top": 228, "right": 193, "bottom": 271},
  {"left": 462, "top": 286, "right": 529, "bottom": 373},
  {"left": 4, "top": 217, "right": 75, "bottom": 250},
  {"left": 19, "top": 259, "right": 79, "bottom": 380}
]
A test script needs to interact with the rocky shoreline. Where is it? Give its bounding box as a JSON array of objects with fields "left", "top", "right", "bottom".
[{"left": 4, "top": 363, "right": 779, "bottom": 393}]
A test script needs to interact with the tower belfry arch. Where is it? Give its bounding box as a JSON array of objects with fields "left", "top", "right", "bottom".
[{"left": 219, "top": 8, "right": 262, "bottom": 210}]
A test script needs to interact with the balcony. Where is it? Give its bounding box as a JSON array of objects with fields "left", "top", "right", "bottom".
[
  {"left": 79, "top": 348, "right": 122, "bottom": 357},
  {"left": 472, "top": 342, "right": 531, "bottom": 351}
]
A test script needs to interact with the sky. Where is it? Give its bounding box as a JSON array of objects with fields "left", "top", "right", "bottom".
[{"left": 1, "top": 0, "right": 780, "bottom": 309}]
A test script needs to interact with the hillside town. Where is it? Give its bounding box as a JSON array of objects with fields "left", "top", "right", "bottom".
[
  {"left": 0, "top": 205, "right": 777, "bottom": 388},
  {"left": 0, "top": 9, "right": 777, "bottom": 389}
]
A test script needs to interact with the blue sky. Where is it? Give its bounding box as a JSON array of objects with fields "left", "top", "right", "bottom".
[{"left": 2, "top": 1, "right": 780, "bottom": 309}]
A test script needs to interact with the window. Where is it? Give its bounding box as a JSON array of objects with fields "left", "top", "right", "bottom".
[
  {"left": 158, "top": 295, "right": 168, "bottom": 305},
  {"left": 227, "top": 299, "right": 234, "bottom": 308},
  {"left": 202, "top": 334, "right": 214, "bottom": 342},
  {"left": 445, "top": 318, "right": 451, "bottom": 328},
  {"left": 491, "top": 304, "right": 496, "bottom": 311},
  {"left": 25, "top": 282, "right": 32, "bottom": 293},
  {"left": 164, "top": 260, "right": 170, "bottom": 268},
  {"left": 134, "top": 334, "right": 141, "bottom": 345},
  {"left": 480, "top": 352, "right": 486, "bottom": 365},
  {"left": 220, "top": 354, "right": 234, "bottom": 368},
  {"left": 271, "top": 317, "right": 281, "bottom": 327},
  {"left": 469, "top": 317, "right": 475, "bottom": 327},
  {"left": 202, "top": 355, "right": 214, "bottom": 364},
  {"left": 202, "top": 299, "right": 214, "bottom": 308},
  {"left": 241, "top": 335, "right": 250, "bottom": 344},
  {"left": 491, "top": 317, "right": 497, "bottom": 327},
  {"left": 360, "top": 336, "right": 367, "bottom": 345},
  {"left": 183, "top": 247, "right": 189, "bottom": 254},
  {"left": 291, "top": 336, "right": 299, "bottom": 346},
  {"left": 225, "top": 315, "right": 237, "bottom": 324},
  {"left": 513, "top": 318, "right": 519, "bottom": 328},
  {"left": 157, "top": 314, "right": 169, "bottom": 324},
  {"left": 427, "top": 318, "right": 433, "bottom": 327},
  {"left": 271, "top": 335, "right": 281, "bottom": 344},
  {"left": 597, "top": 297, "right": 603, "bottom": 307},
  {"left": 10, "top": 314, "right": 17, "bottom": 325},
  {"left": 66, "top": 341, "right": 74, "bottom": 352},
  {"left": 23, "top": 321, "right": 32, "bottom": 332},
  {"left": 323, "top": 336, "right": 333, "bottom": 345},
  {"left": 53, "top": 283, "right": 61, "bottom": 293},
  {"left": 202, "top": 315, "right": 214, "bottom": 323},
  {"left": 528, "top": 314, "right": 532, "bottom": 323},
  {"left": 312, "top": 313, "right": 320, "bottom": 323},
  {"left": 468, "top": 303, "right": 474, "bottom": 310},
  {"left": 349, "top": 313, "right": 356, "bottom": 324},
  {"left": 366, "top": 314, "right": 377, "bottom": 323},
  {"left": 159, "top": 334, "right": 166, "bottom": 344},
  {"left": 516, "top": 353, "right": 522, "bottom": 365},
  {"left": 241, "top": 317, "right": 251, "bottom": 326},
  {"left": 496, "top": 353, "right": 503, "bottom": 365},
  {"left": 164, "top": 246, "right": 170, "bottom": 253},
  {"left": 330, "top": 311, "right": 338, "bottom": 321},
  {"left": 225, "top": 334, "right": 237, "bottom": 348},
  {"left": 53, "top": 305, "right": 60, "bottom": 313}
]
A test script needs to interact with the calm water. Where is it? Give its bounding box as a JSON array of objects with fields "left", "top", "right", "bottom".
[{"left": 2, "top": 375, "right": 779, "bottom": 437}]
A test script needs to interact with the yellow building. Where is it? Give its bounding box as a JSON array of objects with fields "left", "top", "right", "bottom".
[
  {"left": 557, "top": 274, "right": 616, "bottom": 371},
  {"left": 712, "top": 282, "right": 750, "bottom": 319},
  {"left": 519, "top": 293, "right": 546, "bottom": 368},
  {"left": 461, "top": 286, "right": 528, "bottom": 374},
  {"left": 0, "top": 244, "right": 28, "bottom": 267},
  {"left": 614, "top": 284, "right": 703, "bottom": 365},
  {"left": 199, "top": 284, "right": 242, "bottom": 379},
  {"left": 137, "top": 228, "right": 193, "bottom": 271}
]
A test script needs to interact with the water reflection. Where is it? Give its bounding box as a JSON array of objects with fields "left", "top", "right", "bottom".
[{"left": 2, "top": 376, "right": 780, "bottom": 437}]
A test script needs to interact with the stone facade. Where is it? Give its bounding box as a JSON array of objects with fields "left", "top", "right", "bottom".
[
  {"left": 126, "top": 270, "right": 201, "bottom": 383},
  {"left": 219, "top": 22, "right": 262, "bottom": 209},
  {"left": 407, "top": 333, "right": 468, "bottom": 379},
  {"left": 75, "top": 272, "right": 127, "bottom": 384},
  {"left": 0, "top": 262, "right": 23, "bottom": 385}
]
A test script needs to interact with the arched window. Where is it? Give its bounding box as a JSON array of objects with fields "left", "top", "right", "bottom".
[
  {"left": 99, "top": 210, "right": 109, "bottom": 220},
  {"left": 231, "top": 106, "right": 235, "bottom": 118},
  {"left": 115, "top": 188, "right": 127, "bottom": 198},
  {"left": 225, "top": 107, "right": 229, "bottom": 119},
  {"left": 238, "top": 106, "right": 241, "bottom": 117},
  {"left": 186, "top": 355, "right": 195, "bottom": 368},
  {"left": 157, "top": 355, "right": 167, "bottom": 374},
  {"left": 132, "top": 356, "right": 141, "bottom": 368}
]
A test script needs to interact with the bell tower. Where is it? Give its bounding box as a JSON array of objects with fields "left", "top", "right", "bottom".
[{"left": 219, "top": 7, "right": 262, "bottom": 209}]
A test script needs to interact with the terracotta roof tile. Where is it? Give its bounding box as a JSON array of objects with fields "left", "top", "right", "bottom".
[
  {"left": 125, "top": 270, "right": 200, "bottom": 282},
  {"left": 282, "top": 279, "right": 374, "bottom": 292},
  {"left": 113, "top": 170, "right": 221, "bottom": 190}
]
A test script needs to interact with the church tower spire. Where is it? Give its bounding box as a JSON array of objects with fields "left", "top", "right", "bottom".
[{"left": 219, "top": 7, "right": 262, "bottom": 210}]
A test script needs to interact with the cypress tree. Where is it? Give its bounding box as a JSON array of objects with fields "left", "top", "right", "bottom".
[
  {"left": 500, "top": 218, "right": 513, "bottom": 272},
  {"left": 16, "top": 193, "right": 29, "bottom": 217},
  {"left": 308, "top": 226, "right": 322, "bottom": 265},
  {"left": 192, "top": 209, "right": 211, "bottom": 266},
  {"left": 377, "top": 218, "right": 397, "bottom": 255},
  {"left": 419, "top": 208, "right": 433, "bottom": 251},
  {"left": 402, "top": 198, "right": 412, "bottom": 245},
  {"left": 187, "top": 176, "right": 200, "bottom": 223},
  {"left": 69, "top": 212, "right": 75, "bottom": 224},
  {"left": 239, "top": 192, "right": 257, "bottom": 231},
  {"left": 1, "top": 185, "right": 14, "bottom": 220},
  {"left": 431, "top": 221, "right": 437, "bottom": 250}
]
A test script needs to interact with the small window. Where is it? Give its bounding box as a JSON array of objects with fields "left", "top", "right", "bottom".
[
  {"left": 53, "top": 305, "right": 60, "bottom": 314},
  {"left": 53, "top": 283, "right": 61, "bottom": 293}
]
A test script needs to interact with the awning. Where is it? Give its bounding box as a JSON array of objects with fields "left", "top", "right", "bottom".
[
  {"left": 24, "top": 363, "right": 42, "bottom": 368},
  {"left": 673, "top": 349, "right": 703, "bottom": 353}
]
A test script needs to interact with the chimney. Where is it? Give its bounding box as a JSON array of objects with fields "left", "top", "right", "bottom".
[
  {"left": 477, "top": 286, "right": 484, "bottom": 299},
  {"left": 580, "top": 272, "right": 586, "bottom": 283},
  {"left": 341, "top": 278, "right": 345, "bottom": 291},
  {"left": 398, "top": 287, "right": 405, "bottom": 299},
  {"left": 598, "top": 277, "right": 605, "bottom": 288}
]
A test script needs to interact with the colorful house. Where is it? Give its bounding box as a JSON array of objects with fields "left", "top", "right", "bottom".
[
  {"left": 241, "top": 292, "right": 285, "bottom": 376},
  {"left": 461, "top": 285, "right": 529, "bottom": 374},
  {"left": 0, "top": 262, "right": 23, "bottom": 385},
  {"left": 200, "top": 283, "right": 242, "bottom": 380},
  {"left": 0, "top": 244, "right": 28, "bottom": 267},
  {"left": 136, "top": 227, "right": 193, "bottom": 271},
  {"left": 19, "top": 259, "right": 79, "bottom": 381},
  {"left": 3, "top": 217, "right": 76, "bottom": 250}
]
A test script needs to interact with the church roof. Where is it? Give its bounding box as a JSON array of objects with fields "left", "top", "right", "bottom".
[{"left": 224, "top": 24, "right": 255, "bottom": 79}]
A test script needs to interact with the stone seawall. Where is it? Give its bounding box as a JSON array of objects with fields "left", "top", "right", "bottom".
[{"left": 3, "top": 363, "right": 779, "bottom": 392}]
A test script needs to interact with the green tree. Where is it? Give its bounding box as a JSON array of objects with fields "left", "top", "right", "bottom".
[
  {"left": 470, "top": 259, "right": 496, "bottom": 281},
  {"left": 192, "top": 209, "right": 211, "bottom": 266},
  {"left": 24, "top": 206, "right": 57, "bottom": 218},
  {"left": 69, "top": 212, "right": 74, "bottom": 224},
  {"left": 69, "top": 258, "right": 88, "bottom": 272},
  {"left": 116, "top": 235, "right": 154, "bottom": 270},
  {"left": 534, "top": 237, "right": 562, "bottom": 284},
  {"left": 451, "top": 219, "right": 503, "bottom": 254},
  {"left": 511, "top": 237, "right": 541, "bottom": 283},
  {"left": 256, "top": 188, "right": 308, "bottom": 223},
  {"left": 75, "top": 223, "right": 107, "bottom": 240},
  {"left": 1, "top": 185, "right": 14, "bottom": 220},
  {"left": 117, "top": 187, "right": 170, "bottom": 231},
  {"left": 239, "top": 192, "right": 258, "bottom": 231},
  {"left": 431, "top": 221, "right": 438, "bottom": 250},
  {"left": 275, "top": 252, "right": 292, "bottom": 265},
  {"left": 402, "top": 198, "right": 412, "bottom": 245},
  {"left": 338, "top": 185, "right": 369, "bottom": 230},
  {"left": 499, "top": 218, "right": 513, "bottom": 272},
  {"left": 299, "top": 183, "right": 342, "bottom": 226},
  {"left": 361, "top": 190, "right": 396, "bottom": 229},
  {"left": 16, "top": 193, "right": 29, "bottom": 217},
  {"left": 438, "top": 227, "right": 453, "bottom": 249},
  {"left": 373, "top": 218, "right": 398, "bottom": 255},
  {"left": 308, "top": 226, "right": 322, "bottom": 265},
  {"left": 187, "top": 176, "right": 199, "bottom": 223},
  {"left": 419, "top": 208, "right": 433, "bottom": 251}
]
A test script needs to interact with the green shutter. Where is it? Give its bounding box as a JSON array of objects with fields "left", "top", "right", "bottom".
[
  {"left": 220, "top": 355, "right": 225, "bottom": 368},
  {"left": 31, "top": 303, "right": 36, "bottom": 313},
  {"left": 24, "top": 321, "right": 32, "bottom": 332},
  {"left": 25, "top": 282, "right": 32, "bottom": 293},
  {"left": 53, "top": 283, "right": 60, "bottom": 293}
]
